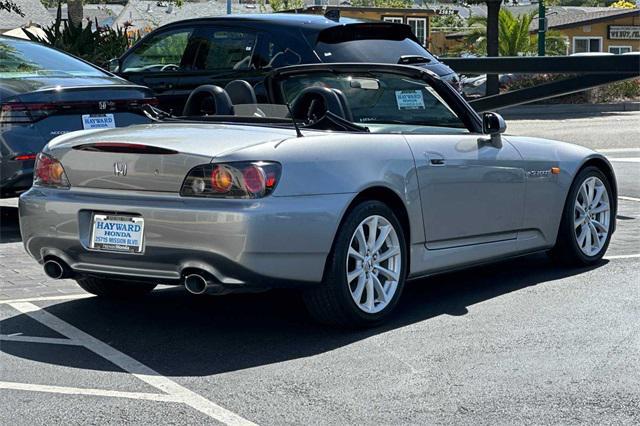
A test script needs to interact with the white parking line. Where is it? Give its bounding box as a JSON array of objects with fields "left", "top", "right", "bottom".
[
  {"left": 597, "top": 148, "right": 640, "bottom": 153},
  {"left": 0, "top": 334, "right": 81, "bottom": 346},
  {"left": 619, "top": 196, "right": 640, "bottom": 202},
  {"left": 605, "top": 254, "right": 640, "bottom": 260},
  {"left": 9, "top": 302, "right": 257, "bottom": 426},
  {"left": 0, "top": 381, "right": 181, "bottom": 403},
  {"left": 608, "top": 157, "right": 640, "bottom": 163},
  {"left": 0, "top": 294, "right": 91, "bottom": 305}
]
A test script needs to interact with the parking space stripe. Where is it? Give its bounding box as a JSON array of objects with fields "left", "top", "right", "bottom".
[
  {"left": 605, "top": 254, "right": 640, "bottom": 260},
  {"left": 608, "top": 157, "right": 640, "bottom": 163},
  {"left": 0, "top": 294, "right": 91, "bottom": 305},
  {"left": 9, "top": 302, "right": 257, "bottom": 426},
  {"left": 0, "top": 381, "right": 182, "bottom": 403},
  {"left": 619, "top": 196, "right": 640, "bottom": 202},
  {"left": 0, "top": 334, "right": 81, "bottom": 346}
]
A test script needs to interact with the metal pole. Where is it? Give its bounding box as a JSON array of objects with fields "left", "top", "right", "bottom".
[
  {"left": 227, "top": 0, "right": 231, "bottom": 14},
  {"left": 538, "top": 0, "right": 546, "bottom": 56}
]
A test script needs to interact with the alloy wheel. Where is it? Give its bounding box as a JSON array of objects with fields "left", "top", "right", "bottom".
[
  {"left": 346, "top": 215, "right": 402, "bottom": 314},
  {"left": 574, "top": 176, "right": 610, "bottom": 257}
]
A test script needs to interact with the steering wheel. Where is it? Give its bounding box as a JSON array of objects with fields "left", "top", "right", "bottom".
[{"left": 160, "top": 64, "right": 180, "bottom": 72}]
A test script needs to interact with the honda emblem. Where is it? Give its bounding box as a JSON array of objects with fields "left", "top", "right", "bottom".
[
  {"left": 98, "top": 101, "right": 108, "bottom": 110},
  {"left": 113, "top": 162, "right": 127, "bottom": 176}
]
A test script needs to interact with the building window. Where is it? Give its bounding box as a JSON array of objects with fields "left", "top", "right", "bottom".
[
  {"left": 383, "top": 17, "right": 403, "bottom": 24},
  {"left": 608, "top": 45, "right": 632, "bottom": 54},
  {"left": 407, "top": 18, "right": 427, "bottom": 46},
  {"left": 572, "top": 37, "right": 602, "bottom": 54}
]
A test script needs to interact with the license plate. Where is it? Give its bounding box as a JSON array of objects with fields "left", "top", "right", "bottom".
[
  {"left": 90, "top": 214, "right": 144, "bottom": 253},
  {"left": 82, "top": 113, "right": 116, "bottom": 130}
]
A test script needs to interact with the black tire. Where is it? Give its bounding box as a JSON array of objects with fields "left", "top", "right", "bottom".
[
  {"left": 552, "top": 166, "right": 614, "bottom": 266},
  {"left": 303, "top": 200, "right": 407, "bottom": 327},
  {"left": 75, "top": 277, "right": 157, "bottom": 298}
]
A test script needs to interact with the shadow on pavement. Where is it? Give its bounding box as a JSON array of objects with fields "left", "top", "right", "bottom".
[
  {"left": 0, "top": 253, "right": 607, "bottom": 376},
  {"left": 500, "top": 110, "right": 632, "bottom": 121},
  {"left": 0, "top": 207, "right": 21, "bottom": 244}
]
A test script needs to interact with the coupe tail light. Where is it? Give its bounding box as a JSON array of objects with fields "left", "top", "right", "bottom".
[
  {"left": 12, "top": 153, "right": 37, "bottom": 161},
  {"left": 181, "top": 162, "right": 281, "bottom": 199},
  {"left": 34, "top": 153, "right": 70, "bottom": 189},
  {"left": 0, "top": 102, "right": 56, "bottom": 124}
]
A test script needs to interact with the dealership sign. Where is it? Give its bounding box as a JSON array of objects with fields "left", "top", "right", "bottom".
[{"left": 608, "top": 25, "right": 640, "bottom": 40}]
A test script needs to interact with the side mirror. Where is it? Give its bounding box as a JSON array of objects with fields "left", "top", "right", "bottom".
[
  {"left": 481, "top": 112, "right": 506, "bottom": 147},
  {"left": 106, "top": 58, "right": 120, "bottom": 73},
  {"left": 482, "top": 112, "right": 506, "bottom": 135}
]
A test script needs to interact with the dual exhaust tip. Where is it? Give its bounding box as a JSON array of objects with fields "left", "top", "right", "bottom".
[{"left": 43, "top": 258, "right": 221, "bottom": 295}]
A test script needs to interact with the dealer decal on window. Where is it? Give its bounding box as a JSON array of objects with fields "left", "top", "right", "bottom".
[{"left": 395, "top": 90, "right": 425, "bottom": 110}]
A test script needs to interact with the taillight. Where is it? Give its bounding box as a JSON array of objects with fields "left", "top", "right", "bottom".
[
  {"left": 181, "top": 162, "right": 281, "bottom": 199},
  {"left": 12, "top": 153, "right": 37, "bottom": 161},
  {"left": 0, "top": 102, "right": 56, "bottom": 124},
  {"left": 34, "top": 152, "right": 70, "bottom": 189}
]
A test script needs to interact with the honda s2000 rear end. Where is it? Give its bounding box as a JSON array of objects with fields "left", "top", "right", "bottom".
[{"left": 19, "top": 124, "right": 351, "bottom": 298}]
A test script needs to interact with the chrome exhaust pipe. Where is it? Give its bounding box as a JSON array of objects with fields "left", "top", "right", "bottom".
[
  {"left": 184, "top": 274, "right": 209, "bottom": 295},
  {"left": 43, "top": 259, "right": 68, "bottom": 280},
  {"left": 184, "top": 272, "right": 226, "bottom": 295}
]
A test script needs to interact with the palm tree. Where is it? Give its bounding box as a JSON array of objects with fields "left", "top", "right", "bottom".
[{"left": 458, "top": 9, "right": 567, "bottom": 56}]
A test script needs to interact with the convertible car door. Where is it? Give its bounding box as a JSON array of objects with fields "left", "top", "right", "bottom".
[{"left": 404, "top": 134, "right": 526, "bottom": 248}]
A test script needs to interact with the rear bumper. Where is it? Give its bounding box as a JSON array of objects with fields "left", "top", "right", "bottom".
[{"left": 19, "top": 187, "right": 352, "bottom": 287}]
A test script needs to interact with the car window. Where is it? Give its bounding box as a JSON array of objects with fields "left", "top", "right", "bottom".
[
  {"left": 0, "top": 37, "right": 105, "bottom": 78},
  {"left": 192, "top": 28, "right": 258, "bottom": 71},
  {"left": 281, "top": 71, "right": 467, "bottom": 132},
  {"left": 314, "top": 24, "right": 437, "bottom": 64},
  {"left": 252, "top": 36, "right": 302, "bottom": 70},
  {"left": 121, "top": 28, "right": 193, "bottom": 73}
]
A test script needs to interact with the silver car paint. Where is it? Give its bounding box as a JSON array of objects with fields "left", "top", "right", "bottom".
[{"left": 19, "top": 122, "right": 614, "bottom": 286}]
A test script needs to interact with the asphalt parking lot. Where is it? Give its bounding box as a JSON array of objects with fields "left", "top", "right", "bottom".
[{"left": 1, "top": 111, "right": 639, "bottom": 425}]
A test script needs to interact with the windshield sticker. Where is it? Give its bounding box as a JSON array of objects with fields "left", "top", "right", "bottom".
[{"left": 395, "top": 90, "right": 425, "bottom": 110}]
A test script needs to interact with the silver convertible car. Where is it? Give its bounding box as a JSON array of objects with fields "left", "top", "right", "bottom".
[{"left": 19, "top": 64, "right": 616, "bottom": 327}]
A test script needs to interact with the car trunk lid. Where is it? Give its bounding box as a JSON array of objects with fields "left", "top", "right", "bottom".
[{"left": 48, "top": 123, "right": 298, "bottom": 192}]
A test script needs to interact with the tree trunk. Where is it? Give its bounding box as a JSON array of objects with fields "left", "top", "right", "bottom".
[
  {"left": 485, "top": 0, "right": 501, "bottom": 96},
  {"left": 67, "top": 0, "right": 83, "bottom": 27}
]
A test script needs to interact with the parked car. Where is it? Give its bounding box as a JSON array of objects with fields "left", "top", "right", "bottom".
[
  {"left": 107, "top": 13, "right": 461, "bottom": 113},
  {"left": 0, "top": 36, "right": 157, "bottom": 198},
  {"left": 461, "top": 74, "right": 517, "bottom": 98},
  {"left": 19, "top": 63, "right": 616, "bottom": 327}
]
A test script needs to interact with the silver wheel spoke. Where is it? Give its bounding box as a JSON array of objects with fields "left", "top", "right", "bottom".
[
  {"left": 348, "top": 247, "right": 364, "bottom": 261},
  {"left": 372, "top": 274, "right": 388, "bottom": 303},
  {"left": 377, "top": 247, "right": 400, "bottom": 263},
  {"left": 376, "top": 265, "right": 399, "bottom": 282},
  {"left": 352, "top": 275, "right": 365, "bottom": 303},
  {"left": 575, "top": 201, "right": 586, "bottom": 215},
  {"left": 590, "top": 186, "right": 604, "bottom": 209},
  {"left": 591, "top": 203, "right": 609, "bottom": 214},
  {"left": 592, "top": 220, "right": 608, "bottom": 233},
  {"left": 366, "top": 216, "right": 378, "bottom": 249},
  {"left": 347, "top": 268, "right": 363, "bottom": 284},
  {"left": 372, "top": 225, "right": 392, "bottom": 253},
  {"left": 577, "top": 226, "right": 588, "bottom": 246},
  {"left": 364, "top": 276, "right": 374, "bottom": 311},
  {"left": 574, "top": 215, "right": 584, "bottom": 229}
]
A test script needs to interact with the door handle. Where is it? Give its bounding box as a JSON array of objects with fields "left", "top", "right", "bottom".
[{"left": 425, "top": 152, "right": 446, "bottom": 166}]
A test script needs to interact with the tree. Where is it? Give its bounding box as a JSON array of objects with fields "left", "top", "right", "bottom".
[
  {"left": 459, "top": 9, "right": 567, "bottom": 56},
  {"left": 67, "top": 0, "right": 83, "bottom": 27},
  {"left": 267, "top": 0, "right": 305, "bottom": 12},
  {"left": 0, "top": 0, "right": 24, "bottom": 16}
]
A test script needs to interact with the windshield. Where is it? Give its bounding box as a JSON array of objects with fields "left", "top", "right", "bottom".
[
  {"left": 0, "top": 38, "right": 106, "bottom": 78},
  {"left": 280, "top": 71, "right": 467, "bottom": 131}
]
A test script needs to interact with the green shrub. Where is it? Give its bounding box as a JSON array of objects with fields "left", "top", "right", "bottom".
[{"left": 25, "top": 3, "right": 138, "bottom": 68}]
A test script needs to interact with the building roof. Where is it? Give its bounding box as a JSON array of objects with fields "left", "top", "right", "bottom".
[
  {"left": 530, "top": 7, "right": 640, "bottom": 32},
  {"left": 48, "top": 4, "right": 125, "bottom": 28},
  {"left": 112, "top": 0, "right": 272, "bottom": 31},
  {"left": 0, "top": 0, "right": 54, "bottom": 32}
]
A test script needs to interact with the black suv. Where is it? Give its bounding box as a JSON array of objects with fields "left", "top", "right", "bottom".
[{"left": 109, "top": 13, "right": 460, "bottom": 113}]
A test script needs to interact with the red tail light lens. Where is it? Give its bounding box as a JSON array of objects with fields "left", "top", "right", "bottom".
[
  {"left": 181, "top": 162, "right": 281, "bottom": 199},
  {"left": 34, "top": 153, "right": 70, "bottom": 189},
  {"left": 1, "top": 102, "right": 56, "bottom": 124},
  {"left": 12, "top": 153, "right": 37, "bottom": 161}
]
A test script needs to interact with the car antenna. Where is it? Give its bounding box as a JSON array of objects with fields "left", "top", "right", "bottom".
[{"left": 284, "top": 102, "right": 304, "bottom": 138}]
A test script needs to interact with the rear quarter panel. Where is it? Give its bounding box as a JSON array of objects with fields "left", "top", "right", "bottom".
[{"left": 219, "top": 132, "right": 425, "bottom": 245}]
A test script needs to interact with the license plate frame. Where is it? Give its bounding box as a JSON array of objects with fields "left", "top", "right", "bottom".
[
  {"left": 82, "top": 113, "right": 116, "bottom": 130},
  {"left": 90, "top": 214, "right": 145, "bottom": 254}
]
